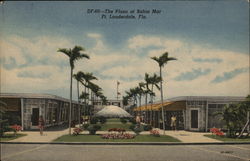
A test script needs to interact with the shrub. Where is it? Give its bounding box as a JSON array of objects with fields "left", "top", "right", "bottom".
[
  {"left": 133, "top": 126, "right": 142, "bottom": 135},
  {"left": 10, "top": 124, "right": 22, "bottom": 136},
  {"left": 129, "top": 124, "right": 136, "bottom": 131},
  {"left": 130, "top": 124, "right": 142, "bottom": 135},
  {"left": 129, "top": 118, "right": 136, "bottom": 124},
  {"left": 87, "top": 124, "right": 101, "bottom": 135},
  {"left": 73, "top": 127, "right": 83, "bottom": 136},
  {"left": 98, "top": 116, "right": 107, "bottom": 124},
  {"left": 0, "top": 121, "right": 11, "bottom": 137},
  {"left": 143, "top": 124, "right": 152, "bottom": 131},
  {"left": 81, "top": 124, "right": 89, "bottom": 130},
  {"left": 90, "top": 117, "right": 98, "bottom": 124},
  {"left": 150, "top": 129, "right": 160, "bottom": 137},
  {"left": 120, "top": 118, "right": 127, "bottom": 124}
]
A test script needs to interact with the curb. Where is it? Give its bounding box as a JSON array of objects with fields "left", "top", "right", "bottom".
[{"left": 1, "top": 142, "right": 250, "bottom": 145}]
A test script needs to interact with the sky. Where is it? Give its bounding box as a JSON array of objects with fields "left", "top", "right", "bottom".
[{"left": 0, "top": 1, "right": 249, "bottom": 101}]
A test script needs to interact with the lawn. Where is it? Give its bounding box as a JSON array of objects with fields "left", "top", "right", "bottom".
[
  {"left": 0, "top": 133, "right": 27, "bottom": 142},
  {"left": 54, "top": 134, "right": 180, "bottom": 142},
  {"left": 106, "top": 118, "right": 122, "bottom": 123},
  {"left": 95, "top": 118, "right": 132, "bottom": 131},
  {"left": 204, "top": 134, "right": 250, "bottom": 142},
  {"left": 99, "top": 123, "right": 132, "bottom": 131}
]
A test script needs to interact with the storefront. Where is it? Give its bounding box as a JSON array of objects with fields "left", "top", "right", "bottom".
[
  {"left": 134, "top": 96, "right": 245, "bottom": 132},
  {"left": 0, "top": 93, "right": 83, "bottom": 130}
]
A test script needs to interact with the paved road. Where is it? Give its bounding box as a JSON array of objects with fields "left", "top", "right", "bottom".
[{"left": 1, "top": 144, "right": 250, "bottom": 161}]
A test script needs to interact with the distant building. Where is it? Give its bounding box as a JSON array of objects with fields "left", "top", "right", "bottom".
[
  {"left": 0, "top": 93, "right": 82, "bottom": 130},
  {"left": 134, "top": 96, "right": 245, "bottom": 132}
]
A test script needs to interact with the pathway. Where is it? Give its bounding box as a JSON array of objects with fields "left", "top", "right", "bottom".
[
  {"left": 6, "top": 128, "right": 220, "bottom": 143},
  {"left": 154, "top": 129, "right": 221, "bottom": 143}
]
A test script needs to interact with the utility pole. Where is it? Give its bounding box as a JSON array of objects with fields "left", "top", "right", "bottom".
[{"left": 117, "top": 81, "right": 120, "bottom": 101}]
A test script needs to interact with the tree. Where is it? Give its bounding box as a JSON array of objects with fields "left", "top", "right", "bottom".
[
  {"left": 73, "top": 71, "right": 85, "bottom": 126},
  {"left": 143, "top": 73, "right": 152, "bottom": 123},
  {"left": 58, "top": 46, "right": 89, "bottom": 135},
  {"left": 136, "top": 85, "right": 144, "bottom": 116},
  {"left": 151, "top": 52, "right": 177, "bottom": 134},
  {"left": 82, "top": 72, "right": 98, "bottom": 110},
  {"left": 0, "top": 101, "right": 11, "bottom": 137},
  {"left": 87, "top": 82, "right": 102, "bottom": 119},
  {"left": 218, "top": 95, "right": 250, "bottom": 138},
  {"left": 148, "top": 73, "right": 161, "bottom": 125}
]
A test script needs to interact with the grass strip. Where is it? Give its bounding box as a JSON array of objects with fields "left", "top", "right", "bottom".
[{"left": 54, "top": 134, "right": 181, "bottom": 142}]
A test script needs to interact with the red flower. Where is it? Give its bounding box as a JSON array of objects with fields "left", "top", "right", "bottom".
[
  {"left": 10, "top": 124, "right": 22, "bottom": 132},
  {"left": 210, "top": 128, "right": 224, "bottom": 136}
]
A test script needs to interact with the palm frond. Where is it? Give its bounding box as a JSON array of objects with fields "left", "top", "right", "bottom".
[
  {"left": 151, "top": 56, "right": 160, "bottom": 63},
  {"left": 72, "top": 46, "right": 85, "bottom": 53},
  {"left": 57, "top": 48, "right": 71, "bottom": 57}
]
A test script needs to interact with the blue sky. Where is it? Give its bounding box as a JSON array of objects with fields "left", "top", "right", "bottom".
[{"left": 0, "top": 1, "right": 249, "bottom": 101}]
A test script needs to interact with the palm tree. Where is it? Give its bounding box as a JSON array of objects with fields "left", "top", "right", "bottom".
[
  {"left": 126, "top": 88, "right": 138, "bottom": 113},
  {"left": 136, "top": 85, "right": 144, "bottom": 116},
  {"left": 73, "top": 71, "right": 85, "bottom": 126},
  {"left": 58, "top": 46, "right": 89, "bottom": 135},
  {"left": 144, "top": 73, "right": 152, "bottom": 123},
  {"left": 151, "top": 52, "right": 177, "bottom": 134},
  {"left": 148, "top": 73, "right": 161, "bottom": 125},
  {"left": 88, "top": 82, "right": 102, "bottom": 119},
  {"left": 79, "top": 72, "right": 97, "bottom": 120}
]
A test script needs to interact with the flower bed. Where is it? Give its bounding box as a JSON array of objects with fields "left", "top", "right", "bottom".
[
  {"left": 101, "top": 133, "right": 135, "bottom": 139},
  {"left": 101, "top": 128, "right": 134, "bottom": 139},
  {"left": 10, "top": 125, "right": 22, "bottom": 136},
  {"left": 150, "top": 129, "right": 160, "bottom": 137},
  {"left": 73, "top": 127, "right": 83, "bottom": 135},
  {"left": 210, "top": 128, "right": 224, "bottom": 136},
  {"left": 108, "top": 128, "right": 126, "bottom": 133}
]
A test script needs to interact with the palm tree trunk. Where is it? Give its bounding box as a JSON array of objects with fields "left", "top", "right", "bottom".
[
  {"left": 77, "top": 81, "right": 81, "bottom": 127},
  {"left": 84, "top": 84, "right": 87, "bottom": 124},
  {"left": 150, "top": 84, "right": 154, "bottom": 125},
  {"left": 139, "top": 95, "right": 142, "bottom": 117},
  {"left": 145, "top": 93, "right": 148, "bottom": 123},
  {"left": 160, "top": 66, "right": 166, "bottom": 134},
  {"left": 69, "top": 68, "right": 73, "bottom": 135}
]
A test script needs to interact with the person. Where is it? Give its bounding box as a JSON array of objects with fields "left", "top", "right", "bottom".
[
  {"left": 136, "top": 115, "right": 141, "bottom": 124},
  {"left": 38, "top": 115, "right": 45, "bottom": 135},
  {"left": 171, "top": 115, "right": 177, "bottom": 130}
]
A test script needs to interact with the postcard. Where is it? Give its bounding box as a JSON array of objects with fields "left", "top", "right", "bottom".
[{"left": 0, "top": 1, "right": 249, "bottom": 161}]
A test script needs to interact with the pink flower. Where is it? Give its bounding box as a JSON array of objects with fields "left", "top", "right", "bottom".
[
  {"left": 150, "top": 130, "right": 160, "bottom": 137},
  {"left": 101, "top": 133, "right": 135, "bottom": 139},
  {"left": 73, "top": 128, "right": 83, "bottom": 135}
]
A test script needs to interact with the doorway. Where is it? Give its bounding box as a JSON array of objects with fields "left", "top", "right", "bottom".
[
  {"left": 191, "top": 109, "right": 198, "bottom": 129},
  {"left": 31, "top": 108, "right": 39, "bottom": 128}
]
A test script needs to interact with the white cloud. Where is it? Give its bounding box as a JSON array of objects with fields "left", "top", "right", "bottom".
[
  {"left": 128, "top": 35, "right": 183, "bottom": 53},
  {"left": 1, "top": 33, "right": 249, "bottom": 101}
]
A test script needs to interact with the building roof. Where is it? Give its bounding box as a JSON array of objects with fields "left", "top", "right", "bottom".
[
  {"left": 166, "top": 96, "right": 246, "bottom": 102},
  {"left": 133, "top": 96, "right": 246, "bottom": 111},
  {"left": 0, "top": 93, "right": 80, "bottom": 104}
]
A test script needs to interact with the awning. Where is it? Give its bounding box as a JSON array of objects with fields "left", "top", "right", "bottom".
[{"left": 133, "top": 101, "right": 186, "bottom": 111}]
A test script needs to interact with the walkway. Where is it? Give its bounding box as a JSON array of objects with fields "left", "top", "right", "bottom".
[
  {"left": 8, "top": 128, "right": 70, "bottom": 142},
  {"left": 154, "top": 129, "right": 221, "bottom": 143},
  {"left": 7, "top": 128, "right": 220, "bottom": 143}
]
